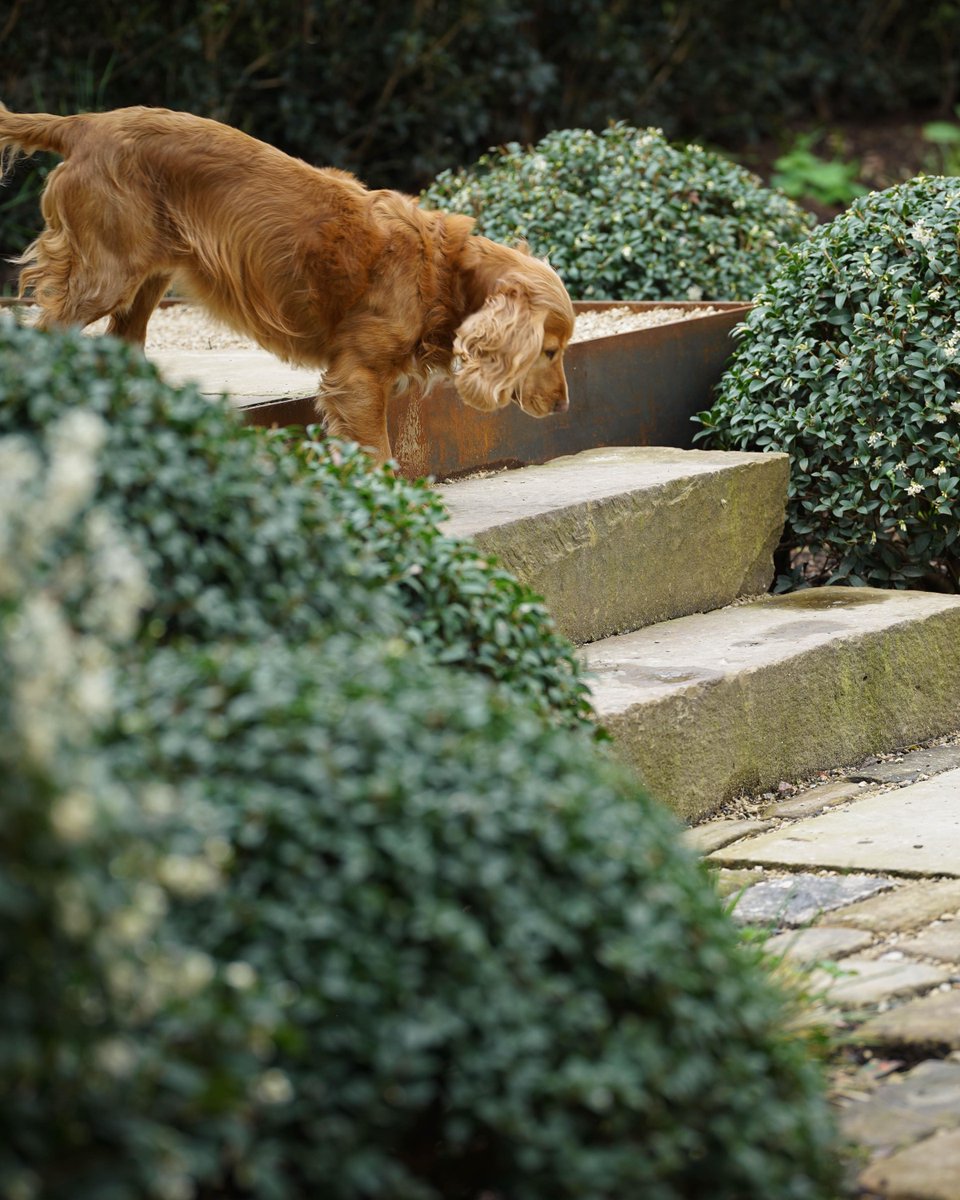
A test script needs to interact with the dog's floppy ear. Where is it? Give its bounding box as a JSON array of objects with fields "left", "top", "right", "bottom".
[{"left": 452, "top": 279, "right": 544, "bottom": 412}]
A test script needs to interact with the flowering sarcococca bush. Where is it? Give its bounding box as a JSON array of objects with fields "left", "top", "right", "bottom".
[
  {"left": 421, "top": 124, "right": 813, "bottom": 300},
  {"left": 698, "top": 175, "right": 960, "bottom": 590}
]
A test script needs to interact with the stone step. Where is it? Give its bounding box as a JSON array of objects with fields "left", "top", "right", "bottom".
[
  {"left": 581, "top": 587, "right": 960, "bottom": 820},
  {"left": 440, "top": 446, "right": 788, "bottom": 644}
]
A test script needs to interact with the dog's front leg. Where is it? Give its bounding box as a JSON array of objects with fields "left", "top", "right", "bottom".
[{"left": 316, "top": 357, "right": 392, "bottom": 465}]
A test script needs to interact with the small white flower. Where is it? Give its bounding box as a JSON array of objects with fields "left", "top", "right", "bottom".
[
  {"left": 910, "top": 220, "right": 934, "bottom": 245},
  {"left": 225, "top": 961, "right": 257, "bottom": 991},
  {"left": 157, "top": 854, "right": 221, "bottom": 898},
  {"left": 907, "top": 481, "right": 923, "bottom": 495},
  {"left": 254, "top": 1068, "right": 294, "bottom": 1106},
  {"left": 95, "top": 1037, "right": 138, "bottom": 1078},
  {"left": 177, "top": 950, "right": 216, "bottom": 997},
  {"left": 934, "top": 463, "right": 948, "bottom": 475},
  {"left": 49, "top": 791, "right": 96, "bottom": 842}
]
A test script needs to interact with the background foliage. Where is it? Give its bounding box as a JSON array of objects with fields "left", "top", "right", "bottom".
[
  {"left": 422, "top": 125, "right": 813, "bottom": 300},
  {"left": 1, "top": 0, "right": 958, "bottom": 256}
]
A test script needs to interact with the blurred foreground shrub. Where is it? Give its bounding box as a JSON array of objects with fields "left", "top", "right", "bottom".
[{"left": 1, "top": 320, "right": 841, "bottom": 1198}]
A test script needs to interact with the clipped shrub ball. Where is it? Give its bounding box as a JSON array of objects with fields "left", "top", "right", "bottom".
[
  {"left": 0, "top": 318, "right": 590, "bottom": 724},
  {"left": 697, "top": 175, "right": 960, "bottom": 590},
  {"left": 106, "top": 636, "right": 842, "bottom": 1200},
  {"left": 421, "top": 124, "right": 813, "bottom": 301}
]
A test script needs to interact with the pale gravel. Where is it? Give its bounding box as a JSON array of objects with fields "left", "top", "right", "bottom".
[{"left": 62, "top": 301, "right": 723, "bottom": 352}]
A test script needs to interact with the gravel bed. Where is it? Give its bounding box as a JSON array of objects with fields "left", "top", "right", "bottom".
[
  {"left": 569, "top": 304, "right": 722, "bottom": 343},
  {"left": 50, "top": 301, "right": 723, "bottom": 352}
]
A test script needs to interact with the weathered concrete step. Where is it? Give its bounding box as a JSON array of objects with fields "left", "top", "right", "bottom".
[
  {"left": 581, "top": 587, "right": 960, "bottom": 820},
  {"left": 441, "top": 446, "right": 788, "bottom": 644}
]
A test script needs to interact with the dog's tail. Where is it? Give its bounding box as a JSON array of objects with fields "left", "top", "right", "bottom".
[{"left": 0, "top": 104, "right": 85, "bottom": 181}]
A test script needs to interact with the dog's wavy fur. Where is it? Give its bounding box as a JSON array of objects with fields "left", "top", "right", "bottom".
[{"left": 0, "top": 105, "right": 575, "bottom": 461}]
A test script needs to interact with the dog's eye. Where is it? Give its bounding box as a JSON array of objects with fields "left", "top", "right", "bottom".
[{"left": 544, "top": 348, "right": 558, "bottom": 360}]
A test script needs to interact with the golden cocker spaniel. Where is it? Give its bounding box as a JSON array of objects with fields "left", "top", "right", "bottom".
[{"left": 0, "top": 105, "right": 574, "bottom": 462}]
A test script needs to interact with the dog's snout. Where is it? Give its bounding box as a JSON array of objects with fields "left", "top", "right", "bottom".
[{"left": 553, "top": 392, "right": 569, "bottom": 414}]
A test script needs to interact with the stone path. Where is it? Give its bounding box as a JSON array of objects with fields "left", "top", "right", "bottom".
[{"left": 687, "top": 741, "right": 960, "bottom": 1198}]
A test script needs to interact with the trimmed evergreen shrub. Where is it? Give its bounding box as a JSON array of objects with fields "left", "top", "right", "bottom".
[
  {"left": 697, "top": 175, "right": 960, "bottom": 590},
  {"left": 0, "top": 318, "right": 590, "bottom": 724},
  {"left": 421, "top": 124, "right": 813, "bottom": 301},
  {"left": 106, "top": 636, "right": 842, "bottom": 1200}
]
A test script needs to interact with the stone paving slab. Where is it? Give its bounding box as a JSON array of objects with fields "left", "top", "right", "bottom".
[
  {"left": 850, "top": 743, "right": 960, "bottom": 785},
  {"left": 584, "top": 588, "right": 960, "bottom": 820},
  {"left": 729, "top": 872, "right": 894, "bottom": 928},
  {"left": 682, "top": 817, "right": 775, "bottom": 854},
  {"left": 151, "top": 347, "right": 318, "bottom": 406},
  {"left": 764, "top": 925, "right": 873, "bottom": 965},
  {"left": 760, "top": 779, "right": 866, "bottom": 819},
  {"left": 711, "top": 769, "right": 960, "bottom": 876},
  {"left": 830, "top": 881, "right": 960, "bottom": 933},
  {"left": 854, "top": 988, "right": 960, "bottom": 1053},
  {"left": 858, "top": 1125, "right": 960, "bottom": 1199},
  {"left": 839, "top": 1060, "right": 960, "bottom": 1152},
  {"left": 441, "top": 447, "right": 787, "bottom": 644},
  {"left": 808, "top": 956, "right": 950, "bottom": 1008},
  {"left": 898, "top": 920, "right": 960, "bottom": 965}
]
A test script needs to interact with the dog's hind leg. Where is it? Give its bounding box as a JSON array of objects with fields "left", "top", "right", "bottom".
[
  {"left": 20, "top": 223, "right": 146, "bottom": 335},
  {"left": 106, "top": 273, "right": 173, "bottom": 345},
  {"left": 19, "top": 159, "right": 161, "bottom": 336}
]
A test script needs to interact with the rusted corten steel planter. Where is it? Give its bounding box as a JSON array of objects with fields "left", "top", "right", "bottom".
[{"left": 389, "top": 300, "right": 751, "bottom": 478}]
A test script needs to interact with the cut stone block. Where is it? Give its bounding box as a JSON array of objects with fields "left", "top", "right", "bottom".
[
  {"left": 850, "top": 742, "right": 960, "bottom": 785},
  {"left": 584, "top": 587, "right": 960, "bottom": 820},
  {"left": 682, "top": 817, "right": 775, "bottom": 854},
  {"left": 152, "top": 347, "right": 318, "bottom": 407},
  {"left": 440, "top": 446, "right": 788, "bottom": 643},
  {"left": 710, "top": 769, "right": 960, "bottom": 877},
  {"left": 760, "top": 780, "right": 865, "bottom": 819}
]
